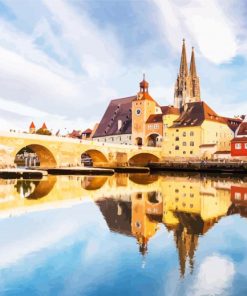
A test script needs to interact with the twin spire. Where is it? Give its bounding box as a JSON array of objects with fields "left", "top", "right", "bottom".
[
  {"left": 174, "top": 39, "right": 201, "bottom": 109},
  {"left": 179, "top": 39, "right": 197, "bottom": 79}
]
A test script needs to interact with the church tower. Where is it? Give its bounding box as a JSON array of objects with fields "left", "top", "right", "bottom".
[
  {"left": 174, "top": 39, "right": 191, "bottom": 109},
  {"left": 189, "top": 47, "right": 201, "bottom": 103},
  {"left": 174, "top": 40, "right": 201, "bottom": 109},
  {"left": 132, "top": 75, "right": 157, "bottom": 146}
]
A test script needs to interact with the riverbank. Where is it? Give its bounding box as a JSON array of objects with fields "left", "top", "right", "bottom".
[{"left": 148, "top": 161, "right": 247, "bottom": 174}]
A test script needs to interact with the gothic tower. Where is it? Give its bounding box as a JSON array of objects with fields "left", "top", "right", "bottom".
[
  {"left": 174, "top": 40, "right": 201, "bottom": 109},
  {"left": 174, "top": 39, "right": 191, "bottom": 109},
  {"left": 189, "top": 47, "right": 201, "bottom": 103}
]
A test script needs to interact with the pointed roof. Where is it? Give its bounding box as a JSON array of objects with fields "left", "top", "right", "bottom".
[
  {"left": 179, "top": 39, "right": 188, "bottom": 77},
  {"left": 29, "top": 121, "right": 35, "bottom": 128},
  {"left": 190, "top": 47, "right": 197, "bottom": 77},
  {"left": 41, "top": 122, "right": 47, "bottom": 130}
]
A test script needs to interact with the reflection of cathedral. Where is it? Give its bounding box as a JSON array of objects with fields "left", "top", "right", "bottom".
[
  {"left": 94, "top": 174, "right": 247, "bottom": 276},
  {"left": 1, "top": 173, "right": 247, "bottom": 277}
]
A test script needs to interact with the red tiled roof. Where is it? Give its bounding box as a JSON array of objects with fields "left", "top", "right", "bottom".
[
  {"left": 29, "top": 121, "right": 35, "bottom": 128},
  {"left": 161, "top": 106, "right": 180, "bottom": 116},
  {"left": 82, "top": 128, "right": 92, "bottom": 134},
  {"left": 41, "top": 122, "right": 47, "bottom": 129},
  {"left": 171, "top": 101, "right": 226, "bottom": 128},
  {"left": 237, "top": 122, "right": 247, "bottom": 136},
  {"left": 223, "top": 117, "right": 242, "bottom": 132},
  {"left": 146, "top": 114, "right": 163, "bottom": 123}
]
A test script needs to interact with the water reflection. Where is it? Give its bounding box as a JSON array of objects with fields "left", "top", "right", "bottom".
[{"left": 0, "top": 173, "right": 247, "bottom": 280}]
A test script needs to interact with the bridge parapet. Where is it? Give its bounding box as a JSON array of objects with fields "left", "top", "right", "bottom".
[{"left": 0, "top": 131, "right": 162, "bottom": 168}]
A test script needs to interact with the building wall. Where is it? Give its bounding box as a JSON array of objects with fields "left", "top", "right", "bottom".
[
  {"left": 163, "top": 120, "right": 234, "bottom": 159},
  {"left": 163, "top": 126, "right": 202, "bottom": 158},
  {"left": 93, "top": 134, "right": 132, "bottom": 145},
  {"left": 132, "top": 99, "right": 157, "bottom": 145},
  {"left": 202, "top": 121, "right": 233, "bottom": 152},
  {"left": 231, "top": 141, "right": 247, "bottom": 157}
]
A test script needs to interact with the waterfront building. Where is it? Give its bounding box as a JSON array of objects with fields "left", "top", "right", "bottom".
[
  {"left": 231, "top": 116, "right": 247, "bottom": 158},
  {"left": 93, "top": 40, "right": 242, "bottom": 159}
]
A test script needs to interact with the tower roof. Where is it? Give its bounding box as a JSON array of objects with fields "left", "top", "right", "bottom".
[
  {"left": 190, "top": 47, "right": 197, "bottom": 77},
  {"left": 29, "top": 121, "right": 35, "bottom": 128},
  {"left": 139, "top": 74, "right": 149, "bottom": 90},
  {"left": 179, "top": 39, "right": 188, "bottom": 77},
  {"left": 41, "top": 122, "right": 47, "bottom": 130}
]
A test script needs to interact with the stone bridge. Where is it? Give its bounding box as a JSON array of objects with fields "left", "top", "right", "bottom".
[{"left": 0, "top": 131, "right": 162, "bottom": 167}]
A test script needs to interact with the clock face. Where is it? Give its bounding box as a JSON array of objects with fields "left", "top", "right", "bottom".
[{"left": 136, "top": 109, "right": 141, "bottom": 116}]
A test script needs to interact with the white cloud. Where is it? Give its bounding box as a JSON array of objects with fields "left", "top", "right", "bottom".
[
  {"left": 190, "top": 255, "right": 235, "bottom": 296},
  {"left": 152, "top": 0, "right": 239, "bottom": 64}
]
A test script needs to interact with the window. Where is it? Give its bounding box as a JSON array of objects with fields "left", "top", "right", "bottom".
[
  {"left": 175, "top": 146, "right": 179, "bottom": 150},
  {"left": 245, "top": 143, "right": 247, "bottom": 149},
  {"left": 190, "top": 151, "right": 193, "bottom": 154},
  {"left": 244, "top": 193, "right": 247, "bottom": 200},
  {"left": 183, "top": 151, "right": 186, "bottom": 154},
  {"left": 175, "top": 137, "right": 179, "bottom": 141},
  {"left": 183, "top": 131, "right": 186, "bottom": 137},
  {"left": 235, "top": 143, "right": 242, "bottom": 150},
  {"left": 235, "top": 192, "right": 241, "bottom": 200},
  {"left": 183, "top": 142, "right": 186, "bottom": 146},
  {"left": 176, "top": 129, "right": 179, "bottom": 132},
  {"left": 190, "top": 131, "right": 194, "bottom": 136},
  {"left": 190, "top": 141, "right": 194, "bottom": 146}
]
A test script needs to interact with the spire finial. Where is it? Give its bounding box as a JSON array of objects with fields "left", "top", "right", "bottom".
[{"left": 143, "top": 73, "right": 145, "bottom": 80}]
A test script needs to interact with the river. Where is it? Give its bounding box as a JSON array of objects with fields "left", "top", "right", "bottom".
[{"left": 0, "top": 173, "right": 247, "bottom": 296}]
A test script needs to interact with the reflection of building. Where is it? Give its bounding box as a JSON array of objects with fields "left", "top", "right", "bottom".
[
  {"left": 229, "top": 185, "right": 247, "bottom": 217},
  {"left": 95, "top": 190, "right": 162, "bottom": 255},
  {"left": 131, "top": 191, "right": 162, "bottom": 254},
  {"left": 161, "top": 176, "right": 232, "bottom": 276}
]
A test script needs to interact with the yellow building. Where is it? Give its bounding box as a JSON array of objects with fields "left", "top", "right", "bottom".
[{"left": 163, "top": 41, "right": 240, "bottom": 160}]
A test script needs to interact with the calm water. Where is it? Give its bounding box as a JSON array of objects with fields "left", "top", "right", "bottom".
[{"left": 0, "top": 173, "right": 247, "bottom": 296}]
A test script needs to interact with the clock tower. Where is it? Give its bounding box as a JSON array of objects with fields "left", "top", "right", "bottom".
[{"left": 132, "top": 75, "right": 158, "bottom": 146}]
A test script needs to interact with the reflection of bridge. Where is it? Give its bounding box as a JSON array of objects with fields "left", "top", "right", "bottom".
[
  {"left": 1, "top": 174, "right": 247, "bottom": 276},
  {"left": 0, "top": 131, "right": 162, "bottom": 167}
]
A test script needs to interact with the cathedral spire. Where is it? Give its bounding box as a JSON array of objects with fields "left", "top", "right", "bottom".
[
  {"left": 189, "top": 46, "right": 201, "bottom": 102},
  {"left": 190, "top": 47, "right": 197, "bottom": 78},
  {"left": 179, "top": 39, "right": 188, "bottom": 77}
]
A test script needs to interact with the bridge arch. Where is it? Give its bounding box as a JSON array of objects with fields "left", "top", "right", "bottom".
[
  {"left": 81, "top": 149, "right": 108, "bottom": 167},
  {"left": 15, "top": 176, "right": 57, "bottom": 199},
  {"left": 147, "top": 133, "right": 162, "bottom": 147},
  {"left": 128, "top": 153, "right": 159, "bottom": 166},
  {"left": 14, "top": 144, "right": 57, "bottom": 168}
]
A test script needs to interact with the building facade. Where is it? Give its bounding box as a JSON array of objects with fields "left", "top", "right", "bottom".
[
  {"left": 231, "top": 116, "right": 247, "bottom": 158},
  {"left": 93, "top": 40, "right": 243, "bottom": 159}
]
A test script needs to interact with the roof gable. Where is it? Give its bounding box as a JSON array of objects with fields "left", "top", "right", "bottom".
[{"left": 93, "top": 96, "right": 135, "bottom": 138}]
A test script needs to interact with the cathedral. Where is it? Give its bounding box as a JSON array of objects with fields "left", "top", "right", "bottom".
[{"left": 93, "top": 40, "right": 242, "bottom": 159}]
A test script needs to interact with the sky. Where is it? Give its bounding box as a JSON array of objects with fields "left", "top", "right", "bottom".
[{"left": 0, "top": 0, "right": 246, "bottom": 133}]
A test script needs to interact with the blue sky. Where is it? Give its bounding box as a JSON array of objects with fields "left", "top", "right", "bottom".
[{"left": 0, "top": 0, "right": 246, "bottom": 132}]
